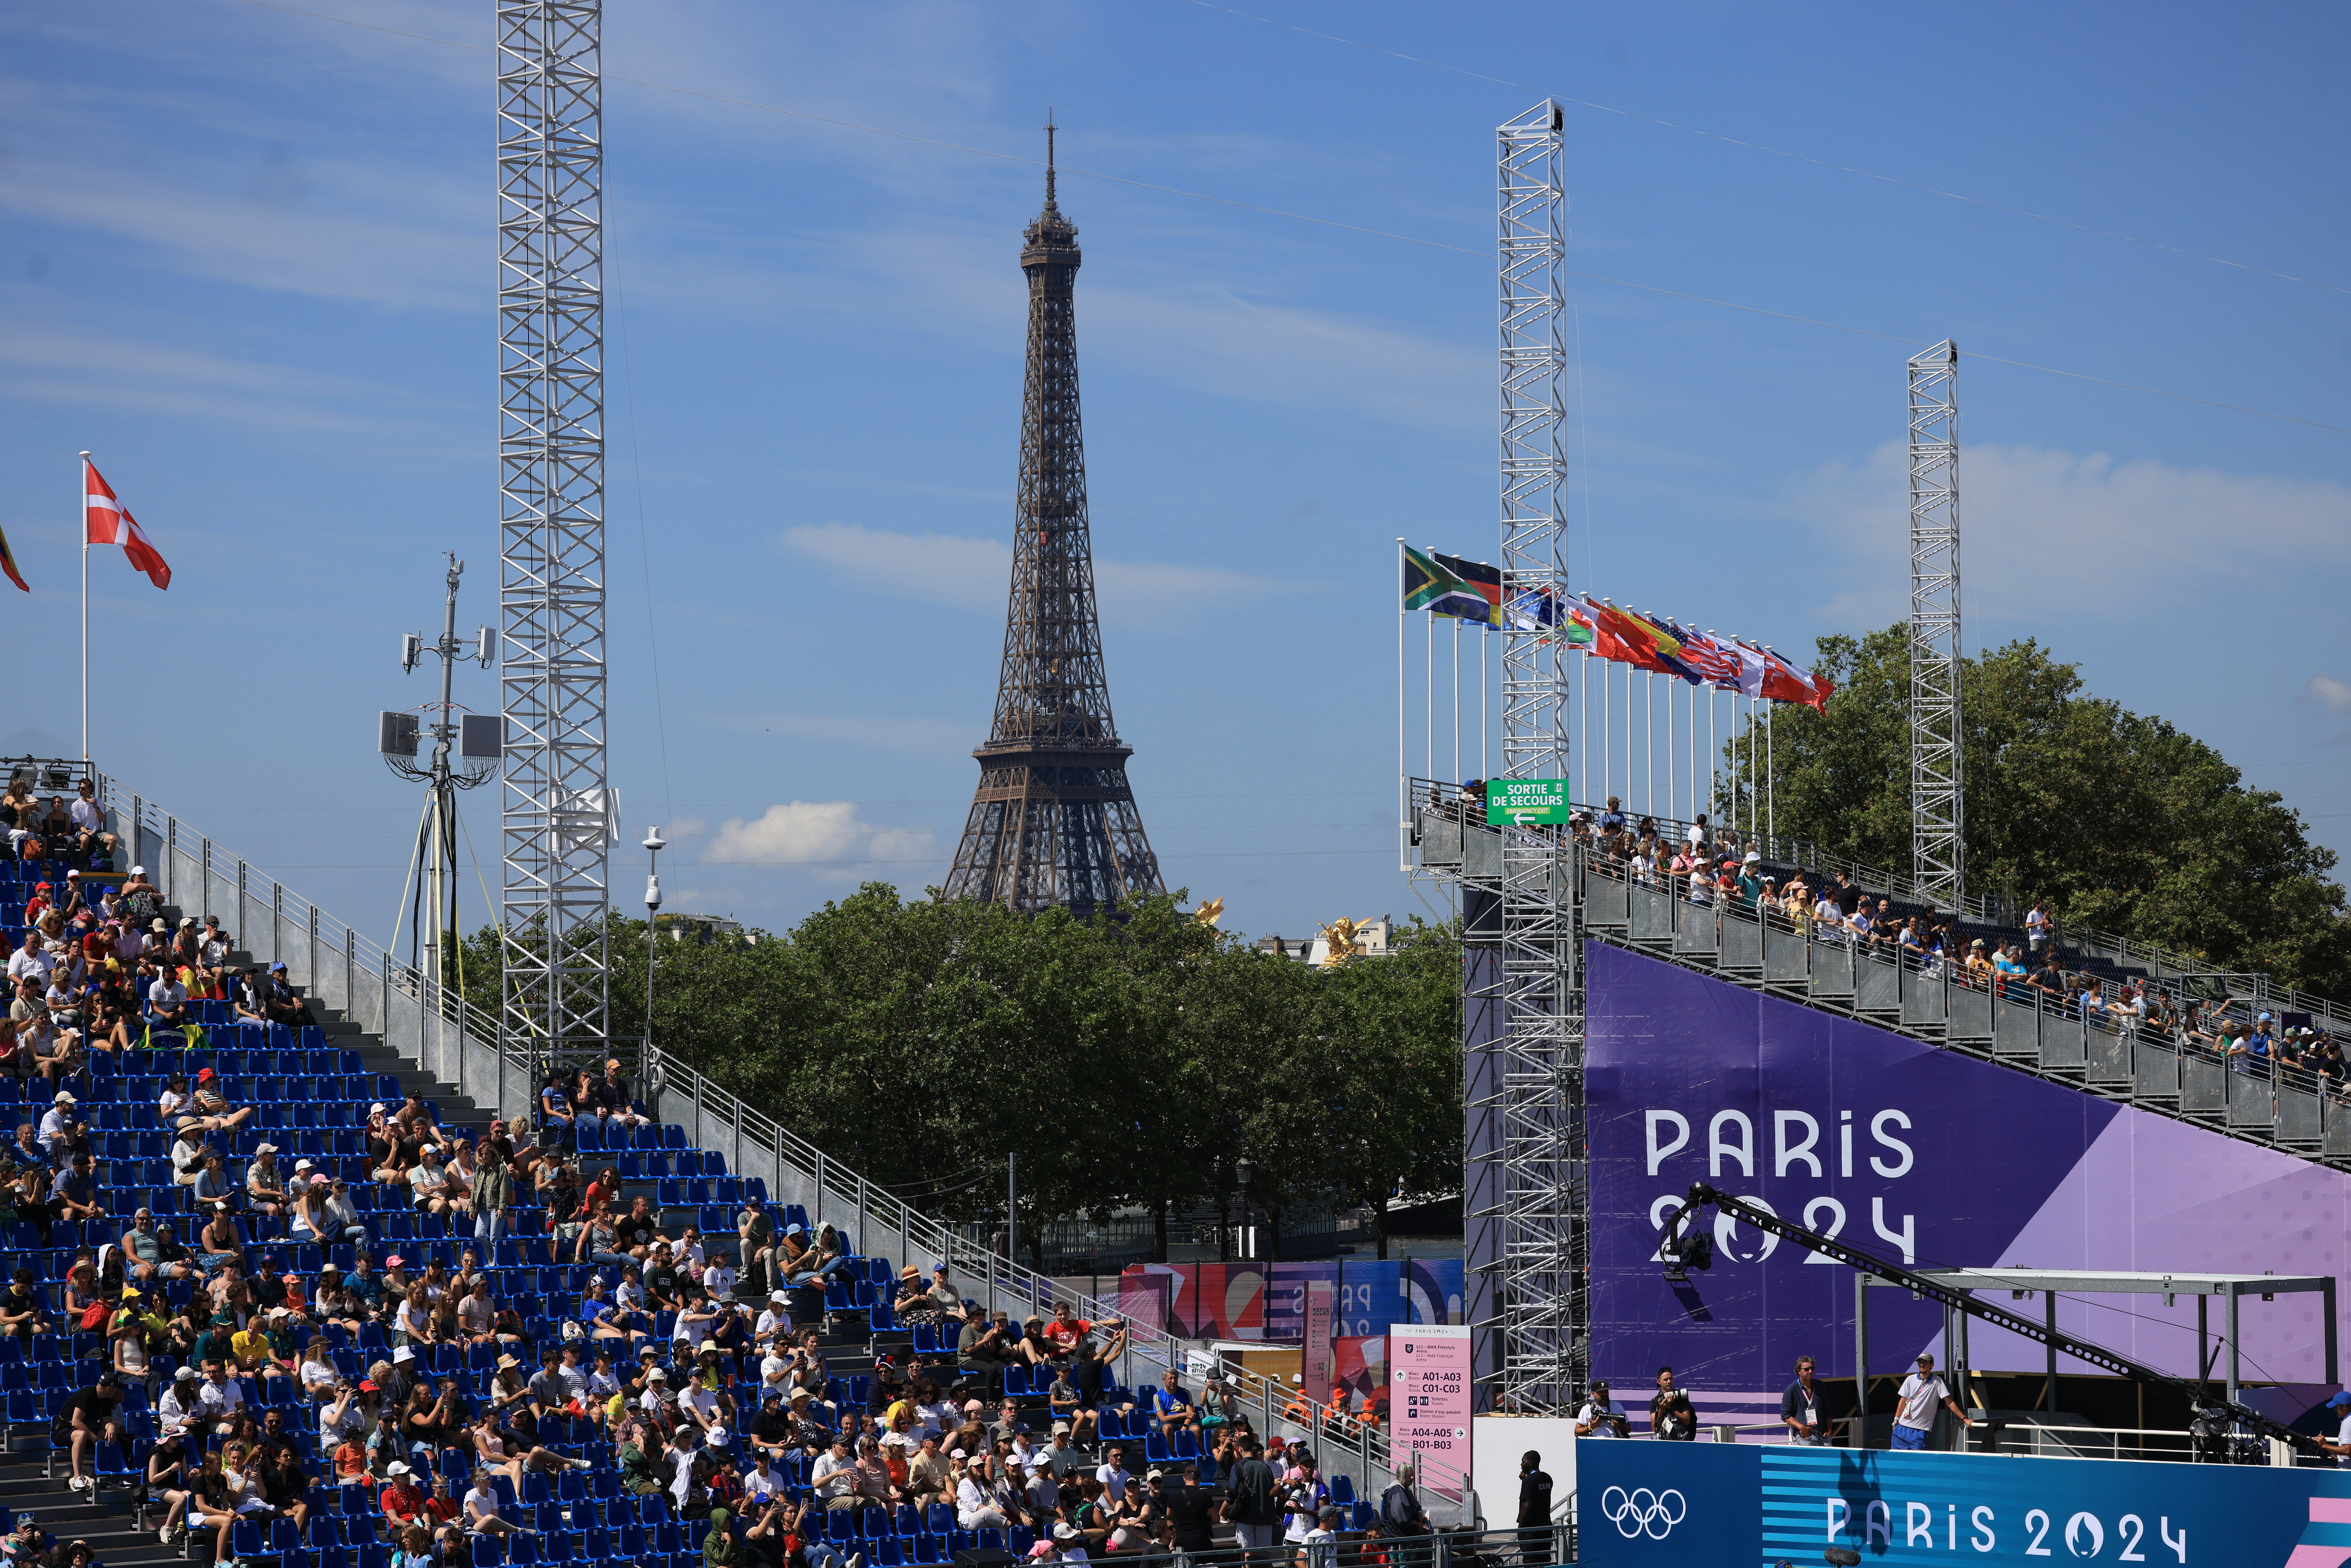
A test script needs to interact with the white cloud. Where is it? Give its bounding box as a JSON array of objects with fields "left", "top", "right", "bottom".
[
  {"left": 2308, "top": 676, "right": 2351, "bottom": 713},
  {"left": 780, "top": 521, "right": 1279, "bottom": 630},
  {"left": 1792, "top": 442, "right": 2351, "bottom": 627},
  {"left": 0, "top": 309, "right": 465, "bottom": 436},
  {"left": 0, "top": 76, "right": 481, "bottom": 312},
  {"left": 703, "top": 802, "right": 935, "bottom": 872}
]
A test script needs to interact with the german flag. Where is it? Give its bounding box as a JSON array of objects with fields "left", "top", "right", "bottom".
[{"left": 0, "top": 521, "right": 25, "bottom": 593}]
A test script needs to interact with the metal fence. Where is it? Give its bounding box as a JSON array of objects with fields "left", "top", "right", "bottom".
[
  {"left": 1549, "top": 831, "right": 2351, "bottom": 1164},
  {"left": 1408, "top": 778, "right": 2351, "bottom": 1040}
]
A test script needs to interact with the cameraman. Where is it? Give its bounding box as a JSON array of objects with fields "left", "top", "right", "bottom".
[
  {"left": 1648, "top": 1368, "right": 1696, "bottom": 1441},
  {"left": 1279, "top": 1445, "right": 1330, "bottom": 1555}
]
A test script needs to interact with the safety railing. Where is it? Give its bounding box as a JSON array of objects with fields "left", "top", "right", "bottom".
[
  {"left": 1410, "top": 781, "right": 2351, "bottom": 1041},
  {"left": 92, "top": 771, "right": 533, "bottom": 1123},
  {"left": 647, "top": 1048, "right": 1415, "bottom": 1511},
  {"left": 1559, "top": 844, "right": 2351, "bottom": 1166}
]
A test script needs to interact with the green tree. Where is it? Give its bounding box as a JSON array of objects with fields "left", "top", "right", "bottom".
[
  {"left": 450, "top": 889, "right": 1470, "bottom": 1257},
  {"left": 1734, "top": 622, "right": 2351, "bottom": 1000}
]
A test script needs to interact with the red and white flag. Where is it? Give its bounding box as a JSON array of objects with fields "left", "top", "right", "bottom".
[{"left": 84, "top": 457, "right": 171, "bottom": 590}]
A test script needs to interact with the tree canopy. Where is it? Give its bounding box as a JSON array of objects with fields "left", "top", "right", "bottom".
[
  {"left": 1736, "top": 622, "right": 2351, "bottom": 1001},
  {"left": 454, "top": 891, "right": 1462, "bottom": 1262}
]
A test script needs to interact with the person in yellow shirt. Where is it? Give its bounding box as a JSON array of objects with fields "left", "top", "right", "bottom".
[{"left": 230, "top": 1321, "right": 282, "bottom": 1379}]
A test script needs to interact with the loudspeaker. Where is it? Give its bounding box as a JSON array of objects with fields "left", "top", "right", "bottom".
[{"left": 955, "top": 1551, "right": 1017, "bottom": 1568}]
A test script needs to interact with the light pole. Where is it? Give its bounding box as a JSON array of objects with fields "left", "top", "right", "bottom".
[
  {"left": 642, "top": 827, "right": 665, "bottom": 1082},
  {"left": 1236, "top": 1158, "right": 1255, "bottom": 1261}
]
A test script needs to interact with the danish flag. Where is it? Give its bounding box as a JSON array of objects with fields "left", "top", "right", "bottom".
[{"left": 84, "top": 457, "right": 171, "bottom": 590}]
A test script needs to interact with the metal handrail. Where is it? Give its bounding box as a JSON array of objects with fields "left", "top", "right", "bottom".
[
  {"left": 647, "top": 1048, "right": 1403, "bottom": 1492},
  {"left": 1412, "top": 778, "right": 2351, "bottom": 1038},
  {"left": 1580, "top": 842, "right": 2351, "bottom": 1108}
]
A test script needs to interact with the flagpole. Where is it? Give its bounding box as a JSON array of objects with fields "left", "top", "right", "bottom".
[
  {"left": 1643, "top": 670, "right": 1654, "bottom": 824},
  {"left": 1451, "top": 614, "right": 1461, "bottom": 786},
  {"left": 1479, "top": 623, "right": 1489, "bottom": 781},
  {"left": 1766, "top": 703, "right": 1775, "bottom": 845},
  {"left": 1396, "top": 539, "right": 1406, "bottom": 874},
  {"left": 78, "top": 450, "right": 90, "bottom": 760}
]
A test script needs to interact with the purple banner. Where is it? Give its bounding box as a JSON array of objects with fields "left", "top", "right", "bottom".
[{"left": 1585, "top": 941, "right": 2351, "bottom": 1395}]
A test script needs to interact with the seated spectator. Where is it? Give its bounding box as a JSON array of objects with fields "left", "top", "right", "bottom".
[
  {"left": 144, "top": 963, "right": 192, "bottom": 1032},
  {"left": 245, "top": 1144, "right": 289, "bottom": 1222},
  {"left": 181, "top": 1068, "right": 256, "bottom": 1134},
  {"left": 407, "top": 1143, "right": 461, "bottom": 1216},
  {"left": 1151, "top": 1369, "right": 1192, "bottom": 1435},
  {"left": 260, "top": 962, "right": 316, "bottom": 1029}
]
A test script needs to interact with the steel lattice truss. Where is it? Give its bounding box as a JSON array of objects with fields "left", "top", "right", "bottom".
[
  {"left": 1467, "top": 100, "right": 1584, "bottom": 1415},
  {"left": 496, "top": 1, "right": 612, "bottom": 1079},
  {"left": 943, "top": 150, "right": 1164, "bottom": 916},
  {"left": 1908, "top": 342, "right": 1964, "bottom": 909}
]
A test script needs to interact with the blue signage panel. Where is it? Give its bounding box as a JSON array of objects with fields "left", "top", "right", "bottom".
[
  {"left": 1577, "top": 1440, "right": 1760, "bottom": 1563},
  {"left": 1577, "top": 1437, "right": 2351, "bottom": 1566}
]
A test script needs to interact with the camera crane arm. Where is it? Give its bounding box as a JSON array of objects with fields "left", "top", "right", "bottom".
[{"left": 1655, "top": 1181, "right": 2323, "bottom": 1458}]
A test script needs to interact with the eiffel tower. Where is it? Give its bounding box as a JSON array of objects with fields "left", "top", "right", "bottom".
[{"left": 942, "top": 124, "right": 1164, "bottom": 914}]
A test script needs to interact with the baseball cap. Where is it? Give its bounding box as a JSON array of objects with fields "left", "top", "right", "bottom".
[
  {"left": 196, "top": 1068, "right": 215, "bottom": 1081},
  {"left": 1028, "top": 1544, "right": 1056, "bottom": 1559},
  {"left": 271, "top": 961, "right": 286, "bottom": 972},
  {"left": 647, "top": 1368, "right": 669, "bottom": 1381},
  {"left": 52, "top": 1091, "right": 73, "bottom": 1105},
  {"left": 173, "top": 1366, "right": 198, "bottom": 1381},
  {"left": 1052, "top": 1420, "right": 1071, "bottom": 1433},
  {"left": 2329, "top": 1393, "right": 2351, "bottom": 1409},
  {"left": 386, "top": 1254, "right": 404, "bottom": 1268},
  {"left": 770, "top": 1290, "right": 789, "bottom": 1304},
  {"left": 131, "top": 865, "right": 145, "bottom": 875},
  {"left": 387, "top": 1462, "right": 411, "bottom": 1476},
  {"left": 150, "top": 918, "right": 167, "bottom": 931},
  {"left": 254, "top": 1143, "right": 277, "bottom": 1156}
]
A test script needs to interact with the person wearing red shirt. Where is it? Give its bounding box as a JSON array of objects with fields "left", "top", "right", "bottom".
[
  {"left": 379, "top": 1461, "right": 427, "bottom": 1528},
  {"left": 1042, "top": 1303, "right": 1092, "bottom": 1357}
]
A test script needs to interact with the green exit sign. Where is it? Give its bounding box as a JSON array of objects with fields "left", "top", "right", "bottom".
[{"left": 1487, "top": 778, "right": 1570, "bottom": 825}]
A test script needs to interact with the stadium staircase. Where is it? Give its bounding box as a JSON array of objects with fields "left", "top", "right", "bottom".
[
  {"left": 0, "top": 775, "right": 1407, "bottom": 1563},
  {"left": 1411, "top": 780, "right": 2351, "bottom": 1172}
]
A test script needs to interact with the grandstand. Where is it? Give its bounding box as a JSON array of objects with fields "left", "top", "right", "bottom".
[
  {"left": 0, "top": 772, "right": 1420, "bottom": 1568},
  {"left": 1415, "top": 778, "right": 2351, "bottom": 1160}
]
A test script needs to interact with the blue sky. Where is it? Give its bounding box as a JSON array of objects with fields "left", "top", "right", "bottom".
[{"left": 2, "top": 0, "right": 2346, "bottom": 946}]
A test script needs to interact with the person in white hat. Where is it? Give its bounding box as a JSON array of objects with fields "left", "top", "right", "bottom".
[
  {"left": 37, "top": 1091, "right": 79, "bottom": 1151},
  {"left": 245, "top": 1145, "right": 289, "bottom": 1225}
]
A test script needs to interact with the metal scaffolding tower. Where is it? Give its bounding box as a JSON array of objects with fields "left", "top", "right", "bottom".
[
  {"left": 1908, "top": 341, "right": 1964, "bottom": 909},
  {"left": 496, "top": 1, "right": 614, "bottom": 1081},
  {"left": 1466, "top": 99, "right": 1582, "bottom": 1415},
  {"left": 943, "top": 126, "right": 1164, "bottom": 915}
]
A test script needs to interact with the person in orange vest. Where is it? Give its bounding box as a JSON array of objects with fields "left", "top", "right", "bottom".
[
  {"left": 1282, "top": 1375, "right": 1314, "bottom": 1426},
  {"left": 1323, "top": 1382, "right": 1353, "bottom": 1432},
  {"left": 1357, "top": 1384, "right": 1386, "bottom": 1430}
]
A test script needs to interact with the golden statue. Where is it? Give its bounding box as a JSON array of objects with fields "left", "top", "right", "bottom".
[
  {"left": 1191, "top": 898, "right": 1225, "bottom": 929},
  {"left": 1318, "top": 915, "right": 1373, "bottom": 967}
]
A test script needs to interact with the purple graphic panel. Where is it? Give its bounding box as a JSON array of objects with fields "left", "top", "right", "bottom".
[{"left": 1585, "top": 941, "right": 2351, "bottom": 1393}]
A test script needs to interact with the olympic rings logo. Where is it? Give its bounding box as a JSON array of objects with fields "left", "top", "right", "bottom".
[{"left": 1599, "top": 1485, "right": 1687, "bottom": 1539}]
